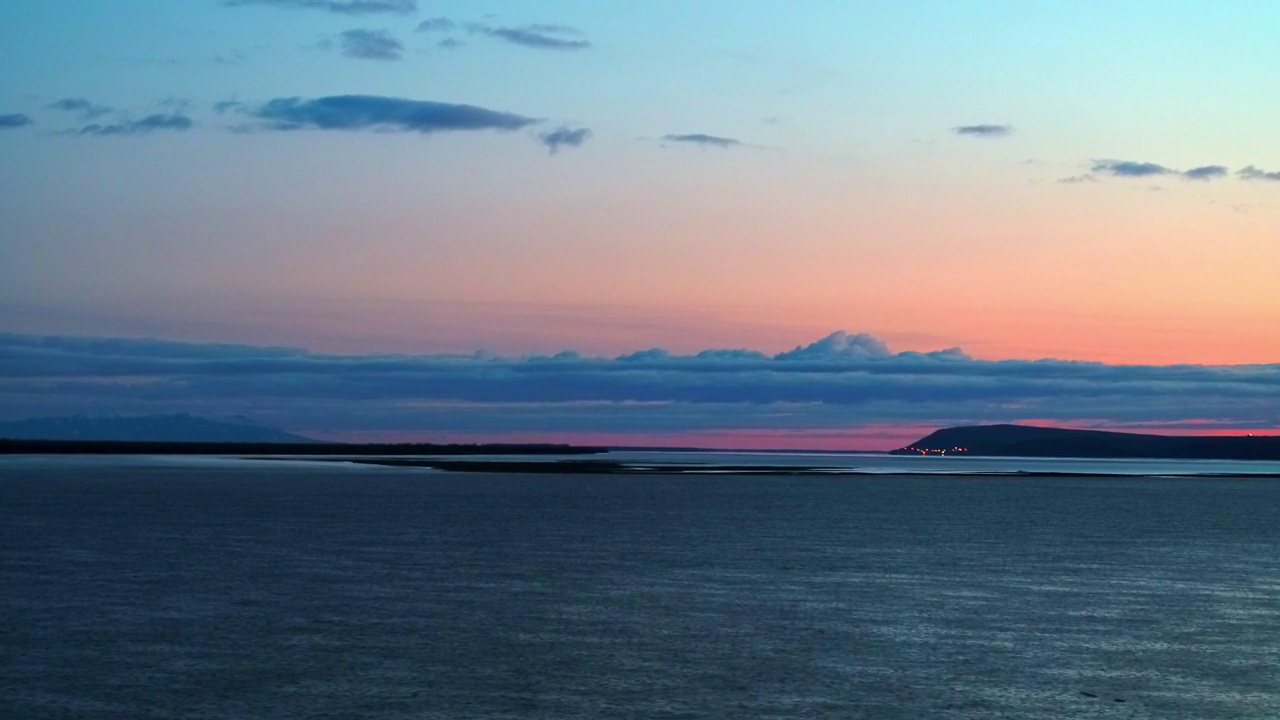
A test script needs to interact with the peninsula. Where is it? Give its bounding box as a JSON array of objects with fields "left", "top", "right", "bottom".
[{"left": 893, "top": 424, "right": 1280, "bottom": 460}]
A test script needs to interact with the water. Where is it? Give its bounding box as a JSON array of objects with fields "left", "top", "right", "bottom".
[
  {"left": 2, "top": 456, "right": 1278, "bottom": 719},
  {"left": 606, "top": 450, "right": 1280, "bottom": 476}
]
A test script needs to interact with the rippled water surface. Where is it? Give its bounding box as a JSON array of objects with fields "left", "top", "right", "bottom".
[{"left": 2, "top": 456, "right": 1278, "bottom": 719}]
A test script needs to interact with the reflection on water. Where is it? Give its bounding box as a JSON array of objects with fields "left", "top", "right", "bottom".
[{"left": 2, "top": 456, "right": 1278, "bottom": 719}]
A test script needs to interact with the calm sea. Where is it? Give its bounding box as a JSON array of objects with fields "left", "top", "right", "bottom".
[{"left": 2, "top": 455, "right": 1278, "bottom": 719}]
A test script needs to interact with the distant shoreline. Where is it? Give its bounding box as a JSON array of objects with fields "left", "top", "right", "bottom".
[
  {"left": 304, "top": 456, "right": 1280, "bottom": 477},
  {"left": 0, "top": 439, "right": 606, "bottom": 456}
]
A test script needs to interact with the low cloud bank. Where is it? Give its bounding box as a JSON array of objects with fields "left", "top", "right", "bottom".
[{"left": 3, "top": 331, "right": 1277, "bottom": 443}]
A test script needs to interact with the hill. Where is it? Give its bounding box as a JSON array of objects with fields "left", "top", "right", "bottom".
[
  {"left": 893, "top": 424, "right": 1280, "bottom": 460},
  {"left": 0, "top": 414, "right": 314, "bottom": 443}
]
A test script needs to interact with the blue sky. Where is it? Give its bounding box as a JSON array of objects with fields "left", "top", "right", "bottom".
[{"left": 2, "top": 1, "right": 1279, "bottom": 445}]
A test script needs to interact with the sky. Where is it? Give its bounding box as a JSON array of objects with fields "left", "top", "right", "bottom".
[{"left": 2, "top": 1, "right": 1279, "bottom": 448}]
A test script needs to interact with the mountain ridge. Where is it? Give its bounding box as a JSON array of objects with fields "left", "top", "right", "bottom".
[{"left": 0, "top": 414, "right": 314, "bottom": 443}]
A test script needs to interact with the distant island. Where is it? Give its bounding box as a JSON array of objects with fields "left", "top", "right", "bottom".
[{"left": 893, "top": 424, "right": 1280, "bottom": 461}]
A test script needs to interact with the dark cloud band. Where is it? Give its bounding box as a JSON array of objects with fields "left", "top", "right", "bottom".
[{"left": 4, "top": 331, "right": 1277, "bottom": 439}]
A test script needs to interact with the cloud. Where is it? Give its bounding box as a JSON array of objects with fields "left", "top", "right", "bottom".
[
  {"left": 338, "top": 29, "right": 403, "bottom": 60},
  {"left": 247, "top": 95, "right": 540, "bottom": 134},
  {"left": 159, "top": 96, "right": 197, "bottom": 112},
  {"left": 1181, "top": 165, "right": 1228, "bottom": 181},
  {"left": 1090, "top": 160, "right": 1173, "bottom": 177},
  {"left": 472, "top": 24, "right": 591, "bottom": 51},
  {"left": 416, "top": 18, "right": 590, "bottom": 51},
  {"left": 415, "top": 17, "right": 455, "bottom": 32},
  {"left": 1091, "top": 160, "right": 1232, "bottom": 181},
  {"left": 1057, "top": 174, "right": 1098, "bottom": 184},
  {"left": 1238, "top": 165, "right": 1280, "bottom": 182},
  {"left": 6, "top": 330, "right": 1277, "bottom": 445},
  {"left": 539, "top": 126, "right": 591, "bottom": 153},
  {"left": 775, "top": 331, "right": 892, "bottom": 360},
  {"left": 662, "top": 133, "right": 742, "bottom": 148},
  {"left": 76, "top": 114, "right": 194, "bottom": 136},
  {"left": 47, "top": 98, "right": 112, "bottom": 119},
  {"left": 221, "top": 0, "right": 416, "bottom": 15},
  {"left": 953, "top": 124, "right": 1012, "bottom": 137},
  {"left": 213, "top": 51, "right": 248, "bottom": 65},
  {"left": 0, "top": 114, "right": 32, "bottom": 129}
]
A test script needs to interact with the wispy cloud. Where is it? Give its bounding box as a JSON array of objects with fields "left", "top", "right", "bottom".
[
  {"left": 1181, "top": 165, "right": 1228, "bottom": 181},
  {"left": 76, "top": 114, "right": 194, "bottom": 136},
  {"left": 222, "top": 0, "right": 416, "bottom": 15},
  {"left": 415, "top": 17, "right": 455, "bottom": 32},
  {"left": 662, "top": 133, "right": 742, "bottom": 148},
  {"left": 338, "top": 29, "right": 403, "bottom": 60},
  {"left": 47, "top": 98, "right": 112, "bottom": 119},
  {"left": 213, "top": 51, "right": 248, "bottom": 65},
  {"left": 158, "top": 97, "right": 197, "bottom": 112},
  {"left": 1092, "top": 160, "right": 1231, "bottom": 181},
  {"left": 0, "top": 113, "right": 33, "bottom": 129},
  {"left": 1238, "top": 165, "right": 1280, "bottom": 182},
  {"left": 1057, "top": 174, "right": 1098, "bottom": 184},
  {"left": 471, "top": 23, "right": 591, "bottom": 51},
  {"left": 4, "top": 331, "right": 1277, "bottom": 444},
  {"left": 953, "top": 124, "right": 1012, "bottom": 137},
  {"left": 418, "top": 18, "right": 590, "bottom": 51},
  {"left": 247, "top": 95, "right": 539, "bottom": 134},
  {"left": 1091, "top": 160, "right": 1172, "bottom": 177},
  {"left": 539, "top": 126, "right": 591, "bottom": 154}
]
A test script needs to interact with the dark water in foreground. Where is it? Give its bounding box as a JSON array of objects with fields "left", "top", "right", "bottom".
[{"left": 2, "top": 457, "right": 1278, "bottom": 719}]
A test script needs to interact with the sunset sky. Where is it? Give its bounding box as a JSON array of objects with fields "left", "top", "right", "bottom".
[{"left": 2, "top": 1, "right": 1278, "bottom": 447}]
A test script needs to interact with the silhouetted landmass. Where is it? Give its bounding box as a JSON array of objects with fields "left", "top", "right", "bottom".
[
  {"left": 893, "top": 424, "right": 1280, "bottom": 460},
  {"left": 0, "top": 440, "right": 605, "bottom": 456},
  {"left": 0, "top": 414, "right": 314, "bottom": 443}
]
